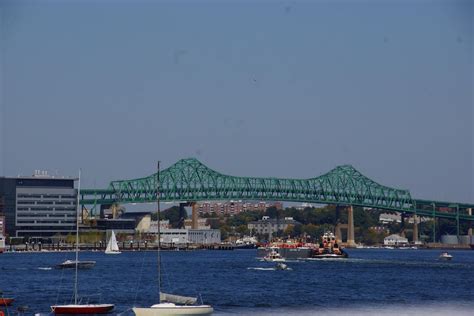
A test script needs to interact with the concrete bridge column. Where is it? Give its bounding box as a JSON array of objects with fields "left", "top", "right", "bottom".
[
  {"left": 192, "top": 202, "right": 198, "bottom": 229},
  {"left": 347, "top": 205, "right": 355, "bottom": 247},
  {"left": 400, "top": 213, "right": 406, "bottom": 238},
  {"left": 335, "top": 223, "right": 342, "bottom": 244},
  {"left": 335, "top": 223, "right": 348, "bottom": 244},
  {"left": 413, "top": 215, "right": 419, "bottom": 243}
]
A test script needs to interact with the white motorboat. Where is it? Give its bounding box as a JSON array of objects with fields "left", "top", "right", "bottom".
[
  {"left": 55, "top": 259, "right": 96, "bottom": 269},
  {"left": 263, "top": 249, "right": 285, "bottom": 262},
  {"left": 275, "top": 262, "right": 290, "bottom": 270},
  {"left": 105, "top": 230, "right": 121, "bottom": 255},
  {"left": 439, "top": 252, "right": 453, "bottom": 260},
  {"left": 132, "top": 162, "right": 213, "bottom": 316}
]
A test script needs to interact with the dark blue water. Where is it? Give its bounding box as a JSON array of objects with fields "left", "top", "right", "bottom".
[{"left": 1, "top": 249, "right": 473, "bottom": 315}]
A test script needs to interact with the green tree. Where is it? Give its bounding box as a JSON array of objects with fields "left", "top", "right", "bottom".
[
  {"left": 284, "top": 224, "right": 295, "bottom": 237},
  {"left": 236, "top": 225, "right": 249, "bottom": 237},
  {"left": 264, "top": 206, "right": 279, "bottom": 218},
  {"left": 302, "top": 224, "right": 319, "bottom": 239},
  {"left": 220, "top": 224, "right": 231, "bottom": 241}
]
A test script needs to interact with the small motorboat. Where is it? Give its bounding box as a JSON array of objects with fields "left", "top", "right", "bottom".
[
  {"left": 51, "top": 303, "right": 115, "bottom": 314},
  {"left": 55, "top": 260, "right": 96, "bottom": 269},
  {"left": 263, "top": 249, "right": 285, "bottom": 262},
  {"left": 439, "top": 252, "right": 453, "bottom": 260},
  {"left": 275, "top": 262, "right": 290, "bottom": 270}
]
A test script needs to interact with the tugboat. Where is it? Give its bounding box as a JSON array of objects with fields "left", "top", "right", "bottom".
[{"left": 311, "top": 231, "right": 348, "bottom": 259}]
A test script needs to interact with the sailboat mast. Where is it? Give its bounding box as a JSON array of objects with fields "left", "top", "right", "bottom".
[
  {"left": 156, "top": 161, "right": 161, "bottom": 303},
  {"left": 74, "top": 169, "right": 81, "bottom": 305}
]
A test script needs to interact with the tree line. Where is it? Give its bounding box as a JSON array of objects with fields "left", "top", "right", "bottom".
[{"left": 153, "top": 205, "right": 467, "bottom": 244}]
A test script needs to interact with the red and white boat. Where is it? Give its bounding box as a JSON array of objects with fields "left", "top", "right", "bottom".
[
  {"left": 0, "top": 297, "right": 15, "bottom": 306},
  {"left": 51, "top": 304, "right": 115, "bottom": 314}
]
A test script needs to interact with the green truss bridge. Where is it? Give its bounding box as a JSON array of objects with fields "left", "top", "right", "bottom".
[{"left": 81, "top": 158, "right": 474, "bottom": 223}]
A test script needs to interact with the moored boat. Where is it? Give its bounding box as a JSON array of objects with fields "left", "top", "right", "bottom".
[
  {"left": 132, "top": 162, "right": 212, "bottom": 316},
  {"left": 133, "top": 303, "right": 213, "bottom": 316},
  {"left": 0, "top": 297, "right": 15, "bottom": 306},
  {"left": 51, "top": 304, "right": 115, "bottom": 314},
  {"left": 0, "top": 289, "right": 14, "bottom": 306},
  {"left": 50, "top": 170, "right": 114, "bottom": 314}
]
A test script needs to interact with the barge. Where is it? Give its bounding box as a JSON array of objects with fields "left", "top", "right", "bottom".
[{"left": 257, "top": 232, "right": 348, "bottom": 259}]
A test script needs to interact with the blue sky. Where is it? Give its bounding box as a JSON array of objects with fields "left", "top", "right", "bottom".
[{"left": 0, "top": 0, "right": 472, "bottom": 204}]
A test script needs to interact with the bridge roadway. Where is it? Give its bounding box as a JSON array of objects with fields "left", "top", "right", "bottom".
[{"left": 80, "top": 158, "right": 474, "bottom": 223}]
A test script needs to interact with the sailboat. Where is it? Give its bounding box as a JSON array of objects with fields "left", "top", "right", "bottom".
[
  {"left": 105, "top": 230, "right": 121, "bottom": 255},
  {"left": 51, "top": 170, "right": 115, "bottom": 315},
  {"left": 0, "top": 289, "right": 15, "bottom": 306},
  {"left": 132, "top": 161, "right": 213, "bottom": 316}
]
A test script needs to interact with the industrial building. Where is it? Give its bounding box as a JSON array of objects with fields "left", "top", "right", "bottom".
[
  {"left": 248, "top": 216, "right": 301, "bottom": 238},
  {"left": 138, "top": 218, "right": 221, "bottom": 245}
]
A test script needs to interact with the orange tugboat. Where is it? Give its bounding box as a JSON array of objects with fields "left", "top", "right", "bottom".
[{"left": 311, "top": 231, "right": 348, "bottom": 259}]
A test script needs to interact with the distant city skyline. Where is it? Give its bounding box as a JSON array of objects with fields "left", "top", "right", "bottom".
[{"left": 1, "top": 0, "right": 472, "bottom": 204}]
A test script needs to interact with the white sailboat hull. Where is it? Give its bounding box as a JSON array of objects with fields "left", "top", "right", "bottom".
[
  {"left": 133, "top": 304, "right": 213, "bottom": 316},
  {"left": 105, "top": 250, "right": 121, "bottom": 254}
]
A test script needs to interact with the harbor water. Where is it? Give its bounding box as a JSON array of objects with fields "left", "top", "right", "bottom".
[{"left": 1, "top": 249, "right": 473, "bottom": 315}]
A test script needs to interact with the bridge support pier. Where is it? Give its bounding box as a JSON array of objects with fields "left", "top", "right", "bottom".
[
  {"left": 192, "top": 202, "right": 198, "bottom": 229},
  {"left": 335, "top": 223, "right": 347, "bottom": 244},
  {"left": 400, "top": 213, "right": 406, "bottom": 238},
  {"left": 413, "top": 215, "right": 419, "bottom": 243},
  {"left": 347, "top": 205, "right": 356, "bottom": 247}
]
